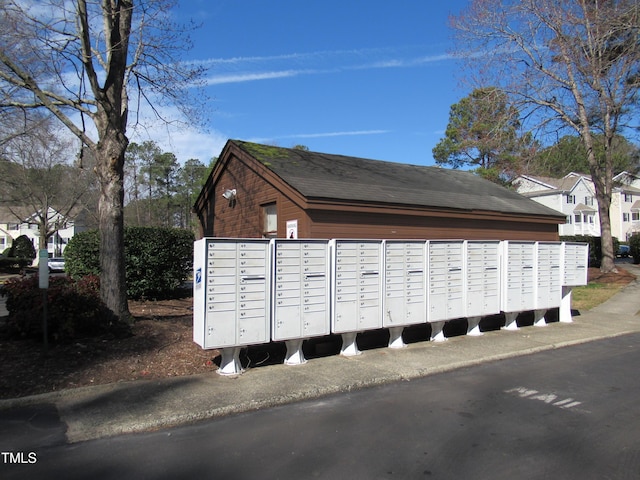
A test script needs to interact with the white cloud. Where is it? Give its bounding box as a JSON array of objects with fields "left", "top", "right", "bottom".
[
  {"left": 201, "top": 46, "right": 455, "bottom": 85},
  {"left": 249, "top": 130, "right": 390, "bottom": 143},
  {"left": 204, "top": 69, "right": 315, "bottom": 85}
]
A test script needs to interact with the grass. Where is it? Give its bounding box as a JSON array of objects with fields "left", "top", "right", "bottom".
[{"left": 570, "top": 282, "right": 627, "bottom": 311}]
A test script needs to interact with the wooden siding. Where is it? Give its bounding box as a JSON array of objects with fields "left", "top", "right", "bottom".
[
  {"left": 206, "top": 151, "right": 310, "bottom": 238},
  {"left": 308, "top": 210, "right": 560, "bottom": 241}
]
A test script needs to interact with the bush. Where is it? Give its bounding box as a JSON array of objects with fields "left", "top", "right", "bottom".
[
  {"left": 1, "top": 235, "right": 37, "bottom": 272},
  {"left": 629, "top": 233, "right": 640, "bottom": 264},
  {"left": 124, "top": 227, "right": 194, "bottom": 300},
  {"left": 64, "top": 229, "right": 100, "bottom": 278},
  {"left": 65, "top": 227, "right": 194, "bottom": 300},
  {"left": 10, "top": 234, "right": 36, "bottom": 263},
  {"left": 3, "top": 274, "right": 119, "bottom": 342}
]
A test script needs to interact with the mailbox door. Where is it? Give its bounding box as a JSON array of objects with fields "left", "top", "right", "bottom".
[
  {"left": 384, "top": 240, "right": 427, "bottom": 327},
  {"left": 562, "top": 242, "right": 589, "bottom": 286},
  {"left": 357, "top": 241, "right": 383, "bottom": 331},
  {"left": 502, "top": 241, "right": 536, "bottom": 312},
  {"left": 536, "top": 242, "right": 562, "bottom": 309},
  {"left": 273, "top": 240, "right": 330, "bottom": 340},
  {"left": 332, "top": 240, "right": 383, "bottom": 333},
  {"left": 428, "top": 240, "right": 465, "bottom": 322},
  {"left": 466, "top": 240, "right": 501, "bottom": 317},
  {"left": 195, "top": 239, "right": 270, "bottom": 349}
]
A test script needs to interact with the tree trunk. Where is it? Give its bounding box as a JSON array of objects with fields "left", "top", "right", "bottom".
[
  {"left": 95, "top": 134, "right": 132, "bottom": 325},
  {"left": 585, "top": 134, "right": 616, "bottom": 273}
]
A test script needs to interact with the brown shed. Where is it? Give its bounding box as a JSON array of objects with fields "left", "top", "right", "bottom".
[{"left": 193, "top": 140, "right": 564, "bottom": 241}]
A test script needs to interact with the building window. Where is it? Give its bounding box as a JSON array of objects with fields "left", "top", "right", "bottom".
[
  {"left": 262, "top": 203, "right": 277, "bottom": 238},
  {"left": 0, "top": 236, "right": 5, "bottom": 249},
  {"left": 623, "top": 213, "right": 630, "bottom": 222},
  {"left": 588, "top": 215, "right": 594, "bottom": 224},
  {"left": 632, "top": 212, "right": 640, "bottom": 221},
  {"left": 624, "top": 193, "right": 633, "bottom": 203},
  {"left": 585, "top": 196, "right": 593, "bottom": 206},
  {"left": 574, "top": 213, "right": 582, "bottom": 223},
  {"left": 566, "top": 194, "right": 576, "bottom": 204},
  {"left": 566, "top": 215, "right": 572, "bottom": 224}
]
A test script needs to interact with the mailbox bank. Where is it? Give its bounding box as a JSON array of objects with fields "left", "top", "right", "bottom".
[{"left": 194, "top": 238, "right": 589, "bottom": 375}]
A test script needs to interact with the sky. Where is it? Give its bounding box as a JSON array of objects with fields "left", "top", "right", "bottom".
[{"left": 145, "top": 0, "right": 472, "bottom": 167}]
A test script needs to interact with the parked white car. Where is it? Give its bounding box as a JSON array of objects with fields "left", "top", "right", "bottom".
[{"left": 48, "top": 257, "right": 65, "bottom": 272}]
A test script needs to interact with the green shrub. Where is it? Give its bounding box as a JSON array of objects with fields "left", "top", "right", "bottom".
[
  {"left": 124, "top": 227, "right": 194, "bottom": 299},
  {"left": 11, "top": 234, "right": 36, "bottom": 260},
  {"left": 64, "top": 229, "right": 100, "bottom": 277},
  {"left": 3, "top": 274, "right": 119, "bottom": 342},
  {"left": 629, "top": 233, "right": 640, "bottom": 264},
  {"left": 64, "top": 227, "right": 194, "bottom": 300}
]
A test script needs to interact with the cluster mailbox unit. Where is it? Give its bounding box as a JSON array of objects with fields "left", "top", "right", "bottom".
[
  {"left": 193, "top": 239, "right": 271, "bottom": 374},
  {"left": 193, "top": 238, "right": 589, "bottom": 375},
  {"left": 560, "top": 242, "right": 589, "bottom": 323},
  {"left": 272, "top": 239, "right": 331, "bottom": 365},
  {"left": 331, "top": 240, "right": 384, "bottom": 356},
  {"left": 383, "top": 241, "right": 427, "bottom": 349}
]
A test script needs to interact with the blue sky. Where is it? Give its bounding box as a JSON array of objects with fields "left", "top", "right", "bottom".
[{"left": 153, "top": 0, "right": 471, "bottom": 166}]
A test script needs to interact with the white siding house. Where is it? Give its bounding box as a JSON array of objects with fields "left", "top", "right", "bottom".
[
  {"left": 513, "top": 173, "right": 598, "bottom": 236},
  {"left": 513, "top": 171, "right": 640, "bottom": 241},
  {"left": 612, "top": 172, "right": 640, "bottom": 241},
  {"left": 0, "top": 206, "right": 88, "bottom": 260}
]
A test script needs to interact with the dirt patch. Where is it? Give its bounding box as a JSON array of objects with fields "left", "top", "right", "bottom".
[
  {"left": 588, "top": 267, "right": 636, "bottom": 285},
  {"left": 0, "top": 297, "right": 219, "bottom": 400}
]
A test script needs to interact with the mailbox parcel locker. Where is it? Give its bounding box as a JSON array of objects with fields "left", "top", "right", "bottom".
[
  {"left": 193, "top": 238, "right": 271, "bottom": 350},
  {"left": 562, "top": 242, "right": 589, "bottom": 287},
  {"left": 559, "top": 242, "right": 589, "bottom": 323},
  {"left": 501, "top": 240, "right": 537, "bottom": 313},
  {"left": 427, "top": 240, "right": 466, "bottom": 323},
  {"left": 272, "top": 239, "right": 330, "bottom": 341},
  {"left": 465, "top": 240, "right": 501, "bottom": 318},
  {"left": 331, "top": 239, "right": 384, "bottom": 334},
  {"left": 383, "top": 240, "right": 427, "bottom": 328},
  {"left": 535, "top": 241, "right": 563, "bottom": 310}
]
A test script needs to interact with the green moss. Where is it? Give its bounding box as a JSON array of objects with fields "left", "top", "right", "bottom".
[{"left": 240, "top": 142, "right": 288, "bottom": 160}]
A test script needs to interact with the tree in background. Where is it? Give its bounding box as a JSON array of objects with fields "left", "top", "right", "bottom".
[
  {"left": 0, "top": 116, "right": 93, "bottom": 252},
  {"left": 433, "top": 87, "right": 538, "bottom": 183},
  {"left": 175, "top": 158, "right": 211, "bottom": 229},
  {"left": 451, "top": 0, "right": 640, "bottom": 273},
  {"left": 124, "top": 141, "right": 210, "bottom": 230},
  {"left": 528, "top": 134, "right": 640, "bottom": 178},
  {"left": 0, "top": 1, "right": 207, "bottom": 322}
]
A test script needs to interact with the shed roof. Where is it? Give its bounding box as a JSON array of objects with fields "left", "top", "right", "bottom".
[{"left": 231, "top": 140, "right": 564, "bottom": 218}]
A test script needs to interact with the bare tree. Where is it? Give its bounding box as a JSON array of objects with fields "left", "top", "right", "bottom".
[
  {"left": 451, "top": 0, "right": 640, "bottom": 273},
  {"left": 0, "top": 116, "right": 92, "bottom": 253},
  {"left": 0, "top": 0, "right": 206, "bottom": 322}
]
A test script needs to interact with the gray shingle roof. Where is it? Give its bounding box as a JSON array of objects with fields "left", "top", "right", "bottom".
[{"left": 232, "top": 140, "right": 564, "bottom": 218}]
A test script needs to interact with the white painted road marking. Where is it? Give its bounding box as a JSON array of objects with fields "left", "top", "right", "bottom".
[{"left": 505, "top": 387, "right": 583, "bottom": 410}]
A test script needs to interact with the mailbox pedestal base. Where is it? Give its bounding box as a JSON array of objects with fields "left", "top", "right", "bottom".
[
  {"left": 559, "top": 287, "right": 573, "bottom": 323},
  {"left": 217, "top": 347, "right": 243, "bottom": 375},
  {"left": 284, "top": 339, "right": 307, "bottom": 365},
  {"left": 466, "top": 316, "right": 483, "bottom": 336},
  {"left": 533, "top": 309, "right": 547, "bottom": 327},
  {"left": 340, "top": 332, "right": 361, "bottom": 356},
  {"left": 430, "top": 321, "right": 447, "bottom": 342},
  {"left": 503, "top": 312, "right": 519, "bottom": 331},
  {"left": 388, "top": 326, "right": 406, "bottom": 349}
]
